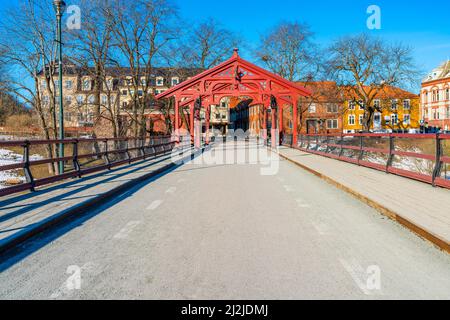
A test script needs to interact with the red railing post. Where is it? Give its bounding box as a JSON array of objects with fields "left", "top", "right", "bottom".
[
  {"left": 432, "top": 133, "right": 443, "bottom": 187},
  {"left": 386, "top": 134, "right": 395, "bottom": 173},
  {"left": 125, "top": 138, "right": 131, "bottom": 164},
  {"left": 22, "top": 140, "right": 35, "bottom": 192},
  {"left": 72, "top": 139, "right": 82, "bottom": 178},
  {"left": 141, "top": 137, "right": 147, "bottom": 159},
  {"left": 103, "top": 139, "right": 111, "bottom": 169},
  {"left": 358, "top": 135, "right": 364, "bottom": 164},
  {"left": 339, "top": 134, "right": 344, "bottom": 158}
]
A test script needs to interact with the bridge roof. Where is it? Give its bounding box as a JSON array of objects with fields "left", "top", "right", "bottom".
[{"left": 155, "top": 49, "right": 311, "bottom": 105}]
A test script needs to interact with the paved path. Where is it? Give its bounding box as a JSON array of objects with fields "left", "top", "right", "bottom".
[
  {"left": 0, "top": 152, "right": 177, "bottom": 253},
  {"left": 0, "top": 142, "right": 449, "bottom": 299},
  {"left": 277, "top": 146, "right": 450, "bottom": 251}
]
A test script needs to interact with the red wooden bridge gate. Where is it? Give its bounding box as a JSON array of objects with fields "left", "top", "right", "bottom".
[{"left": 155, "top": 49, "right": 312, "bottom": 147}]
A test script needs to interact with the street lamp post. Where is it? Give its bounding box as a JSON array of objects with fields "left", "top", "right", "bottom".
[{"left": 53, "top": 0, "right": 66, "bottom": 175}]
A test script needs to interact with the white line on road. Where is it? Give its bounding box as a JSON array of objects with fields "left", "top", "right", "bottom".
[
  {"left": 165, "top": 187, "right": 177, "bottom": 194},
  {"left": 147, "top": 200, "right": 163, "bottom": 211},
  {"left": 113, "top": 221, "right": 142, "bottom": 240},
  {"left": 296, "top": 199, "right": 311, "bottom": 208}
]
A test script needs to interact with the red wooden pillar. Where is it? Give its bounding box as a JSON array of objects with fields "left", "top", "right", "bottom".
[
  {"left": 292, "top": 96, "right": 298, "bottom": 147},
  {"left": 174, "top": 98, "right": 180, "bottom": 142},
  {"left": 262, "top": 104, "right": 268, "bottom": 142},
  {"left": 205, "top": 105, "right": 211, "bottom": 145},
  {"left": 271, "top": 108, "right": 277, "bottom": 148},
  {"left": 278, "top": 105, "right": 283, "bottom": 145},
  {"left": 189, "top": 104, "right": 194, "bottom": 144}
]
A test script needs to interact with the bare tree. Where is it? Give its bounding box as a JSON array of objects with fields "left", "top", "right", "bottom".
[
  {"left": 180, "top": 18, "right": 239, "bottom": 69},
  {"left": 256, "top": 21, "right": 320, "bottom": 82},
  {"left": 68, "top": 0, "right": 124, "bottom": 140},
  {"left": 326, "top": 34, "right": 419, "bottom": 131},
  {"left": 0, "top": 0, "right": 61, "bottom": 173},
  {"left": 111, "top": 0, "right": 178, "bottom": 138}
]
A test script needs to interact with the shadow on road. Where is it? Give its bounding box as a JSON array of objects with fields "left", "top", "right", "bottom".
[{"left": 0, "top": 155, "right": 185, "bottom": 272}]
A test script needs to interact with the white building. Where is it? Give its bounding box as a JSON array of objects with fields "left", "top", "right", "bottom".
[{"left": 421, "top": 61, "right": 450, "bottom": 131}]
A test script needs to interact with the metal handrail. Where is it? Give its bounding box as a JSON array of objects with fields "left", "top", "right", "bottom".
[
  {"left": 0, "top": 135, "right": 176, "bottom": 197},
  {"left": 285, "top": 133, "right": 450, "bottom": 189}
]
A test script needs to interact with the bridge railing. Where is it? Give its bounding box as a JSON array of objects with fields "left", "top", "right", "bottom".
[
  {"left": 0, "top": 135, "right": 178, "bottom": 197},
  {"left": 283, "top": 133, "right": 450, "bottom": 190}
]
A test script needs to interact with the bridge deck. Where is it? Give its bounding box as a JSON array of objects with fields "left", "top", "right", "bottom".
[
  {"left": 0, "top": 153, "right": 176, "bottom": 253},
  {"left": 0, "top": 143, "right": 449, "bottom": 299},
  {"left": 277, "top": 146, "right": 450, "bottom": 251}
]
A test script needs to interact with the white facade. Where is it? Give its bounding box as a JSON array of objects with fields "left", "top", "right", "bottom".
[{"left": 420, "top": 61, "right": 450, "bottom": 131}]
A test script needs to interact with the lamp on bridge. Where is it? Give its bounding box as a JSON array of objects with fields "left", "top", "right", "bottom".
[{"left": 53, "top": 0, "right": 66, "bottom": 175}]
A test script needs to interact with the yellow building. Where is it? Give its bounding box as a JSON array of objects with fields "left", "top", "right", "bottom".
[{"left": 343, "top": 86, "right": 420, "bottom": 133}]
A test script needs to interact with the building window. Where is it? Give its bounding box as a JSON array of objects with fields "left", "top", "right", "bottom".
[
  {"left": 446, "top": 107, "right": 450, "bottom": 119},
  {"left": 327, "top": 104, "right": 338, "bottom": 113},
  {"left": 76, "top": 95, "right": 84, "bottom": 105},
  {"left": 156, "top": 77, "right": 164, "bottom": 86},
  {"left": 171, "top": 77, "right": 179, "bottom": 86},
  {"left": 373, "top": 113, "right": 381, "bottom": 127},
  {"left": 65, "top": 95, "right": 72, "bottom": 104},
  {"left": 373, "top": 99, "right": 380, "bottom": 109},
  {"left": 359, "top": 114, "right": 364, "bottom": 126},
  {"left": 121, "top": 90, "right": 128, "bottom": 96},
  {"left": 88, "top": 95, "right": 95, "bottom": 104},
  {"left": 326, "top": 119, "right": 338, "bottom": 129},
  {"left": 101, "top": 95, "right": 107, "bottom": 105},
  {"left": 403, "top": 114, "right": 411, "bottom": 125},
  {"left": 358, "top": 100, "right": 365, "bottom": 110},
  {"left": 391, "top": 114, "right": 398, "bottom": 125},
  {"left": 64, "top": 112, "right": 72, "bottom": 122},
  {"left": 391, "top": 99, "right": 398, "bottom": 110},
  {"left": 308, "top": 103, "right": 316, "bottom": 113},
  {"left": 41, "top": 81, "right": 47, "bottom": 89},
  {"left": 348, "top": 100, "right": 356, "bottom": 110},
  {"left": 42, "top": 96, "right": 49, "bottom": 105},
  {"left": 446, "top": 88, "right": 449, "bottom": 100},
  {"left": 82, "top": 80, "right": 90, "bottom": 91},
  {"left": 65, "top": 80, "right": 73, "bottom": 90},
  {"left": 403, "top": 99, "right": 411, "bottom": 110},
  {"left": 348, "top": 115, "right": 355, "bottom": 125}
]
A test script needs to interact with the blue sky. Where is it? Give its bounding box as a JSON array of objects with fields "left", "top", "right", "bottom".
[
  {"left": 1, "top": 0, "right": 450, "bottom": 92},
  {"left": 175, "top": 0, "right": 450, "bottom": 79}
]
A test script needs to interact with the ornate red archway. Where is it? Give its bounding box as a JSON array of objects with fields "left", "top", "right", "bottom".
[{"left": 155, "top": 49, "right": 311, "bottom": 147}]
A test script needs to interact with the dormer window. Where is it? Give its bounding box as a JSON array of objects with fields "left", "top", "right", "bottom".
[{"left": 82, "top": 80, "right": 90, "bottom": 91}]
